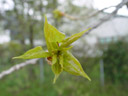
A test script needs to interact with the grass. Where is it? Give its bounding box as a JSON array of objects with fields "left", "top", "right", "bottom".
[{"left": 0, "top": 58, "right": 127, "bottom": 96}]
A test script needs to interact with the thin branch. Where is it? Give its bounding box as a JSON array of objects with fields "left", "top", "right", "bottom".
[
  {"left": 63, "top": 1, "right": 128, "bottom": 20},
  {"left": 84, "top": 0, "right": 128, "bottom": 35},
  {"left": 0, "top": 59, "right": 39, "bottom": 79},
  {"left": 86, "top": 6, "right": 115, "bottom": 19},
  {"left": 62, "top": 6, "right": 115, "bottom": 20}
]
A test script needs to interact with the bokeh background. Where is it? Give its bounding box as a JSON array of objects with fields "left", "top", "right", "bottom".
[{"left": 0, "top": 0, "right": 128, "bottom": 96}]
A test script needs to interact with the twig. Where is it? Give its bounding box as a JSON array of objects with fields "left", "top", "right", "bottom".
[
  {"left": 86, "top": 6, "right": 115, "bottom": 19},
  {"left": 84, "top": 0, "right": 128, "bottom": 35},
  {"left": 62, "top": 6, "right": 114, "bottom": 20},
  {"left": 0, "top": 59, "right": 39, "bottom": 79}
]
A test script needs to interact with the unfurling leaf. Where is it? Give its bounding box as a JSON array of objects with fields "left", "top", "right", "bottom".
[
  {"left": 13, "top": 46, "right": 51, "bottom": 59},
  {"left": 52, "top": 55, "right": 63, "bottom": 83},
  {"left": 59, "top": 55, "right": 63, "bottom": 68},
  {"left": 44, "top": 16, "right": 65, "bottom": 52},
  {"left": 63, "top": 51, "right": 91, "bottom": 81},
  {"left": 13, "top": 16, "right": 91, "bottom": 84},
  {"left": 61, "top": 28, "right": 91, "bottom": 47}
]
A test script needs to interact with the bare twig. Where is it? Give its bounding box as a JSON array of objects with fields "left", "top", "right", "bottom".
[
  {"left": 84, "top": 0, "right": 128, "bottom": 35},
  {"left": 86, "top": 6, "right": 115, "bottom": 19},
  {"left": 58, "top": 1, "right": 127, "bottom": 20},
  {"left": 0, "top": 59, "right": 39, "bottom": 79}
]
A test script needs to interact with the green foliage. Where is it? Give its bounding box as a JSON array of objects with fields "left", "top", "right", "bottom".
[
  {"left": 13, "top": 16, "right": 91, "bottom": 83},
  {"left": 0, "top": 58, "right": 127, "bottom": 96},
  {"left": 0, "top": 42, "right": 25, "bottom": 64},
  {"left": 102, "top": 39, "right": 128, "bottom": 84},
  {"left": 13, "top": 46, "right": 50, "bottom": 59},
  {"left": 61, "top": 28, "right": 91, "bottom": 47},
  {"left": 63, "top": 51, "right": 90, "bottom": 80}
]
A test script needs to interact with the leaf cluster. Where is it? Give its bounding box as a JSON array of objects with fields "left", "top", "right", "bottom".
[{"left": 13, "top": 16, "right": 91, "bottom": 83}]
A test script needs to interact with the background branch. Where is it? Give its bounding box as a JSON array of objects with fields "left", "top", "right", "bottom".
[{"left": 84, "top": 0, "right": 128, "bottom": 35}]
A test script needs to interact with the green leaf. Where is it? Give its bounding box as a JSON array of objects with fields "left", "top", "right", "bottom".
[
  {"left": 52, "top": 54, "right": 57, "bottom": 65},
  {"left": 52, "top": 55, "right": 63, "bottom": 84},
  {"left": 44, "top": 16, "right": 54, "bottom": 51},
  {"left": 61, "top": 28, "right": 91, "bottom": 47},
  {"left": 59, "top": 55, "right": 63, "bottom": 68},
  {"left": 44, "top": 16, "right": 65, "bottom": 51},
  {"left": 48, "top": 24, "right": 65, "bottom": 43},
  {"left": 62, "top": 46, "right": 73, "bottom": 51},
  {"left": 63, "top": 51, "right": 91, "bottom": 81},
  {"left": 13, "top": 46, "right": 51, "bottom": 59}
]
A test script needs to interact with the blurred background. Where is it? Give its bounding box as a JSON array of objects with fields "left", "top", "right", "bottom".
[{"left": 0, "top": 0, "right": 128, "bottom": 96}]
